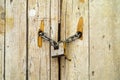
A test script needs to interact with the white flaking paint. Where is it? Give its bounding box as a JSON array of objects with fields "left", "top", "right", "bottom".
[{"left": 29, "top": 9, "right": 36, "bottom": 17}]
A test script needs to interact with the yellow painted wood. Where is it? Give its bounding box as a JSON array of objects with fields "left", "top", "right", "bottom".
[
  {"left": 61, "top": 0, "right": 89, "bottom": 80},
  {"left": 90, "top": 0, "right": 120, "bottom": 80},
  {"left": 28, "top": 0, "right": 50, "bottom": 80},
  {"left": 38, "top": 20, "right": 44, "bottom": 48},
  {"left": 77, "top": 17, "right": 83, "bottom": 40},
  {"left": 5, "top": 0, "right": 27, "bottom": 80},
  {"left": 0, "top": 0, "right": 5, "bottom": 79}
]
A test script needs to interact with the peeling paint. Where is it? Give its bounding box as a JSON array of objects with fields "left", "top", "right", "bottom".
[{"left": 29, "top": 9, "right": 36, "bottom": 17}]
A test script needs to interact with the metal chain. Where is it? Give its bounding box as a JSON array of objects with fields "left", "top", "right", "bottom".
[
  {"left": 63, "top": 32, "right": 82, "bottom": 43},
  {"left": 38, "top": 31, "right": 82, "bottom": 49},
  {"left": 38, "top": 31, "right": 59, "bottom": 49}
]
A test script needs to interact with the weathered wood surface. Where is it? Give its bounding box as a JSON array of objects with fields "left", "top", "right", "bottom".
[
  {"left": 0, "top": 0, "right": 120, "bottom": 80},
  {"left": 60, "top": 0, "right": 67, "bottom": 79},
  {"left": 0, "top": 0, "right": 5, "bottom": 79},
  {"left": 51, "top": 0, "right": 59, "bottom": 80},
  {"left": 61, "top": 0, "right": 89, "bottom": 80},
  {"left": 90, "top": 0, "right": 120, "bottom": 80},
  {"left": 5, "top": 0, "right": 27, "bottom": 80},
  {"left": 28, "top": 0, "right": 50, "bottom": 80}
]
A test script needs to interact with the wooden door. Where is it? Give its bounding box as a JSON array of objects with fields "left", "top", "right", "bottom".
[
  {"left": 60, "top": 0, "right": 89, "bottom": 80},
  {"left": 5, "top": 0, "right": 27, "bottom": 80},
  {"left": 0, "top": 0, "right": 120, "bottom": 80},
  {"left": 28, "top": 0, "right": 60, "bottom": 80},
  {"left": 0, "top": 0, "right": 5, "bottom": 80},
  {"left": 89, "top": 0, "right": 120, "bottom": 80}
]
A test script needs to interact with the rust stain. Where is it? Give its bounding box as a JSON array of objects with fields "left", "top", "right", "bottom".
[
  {"left": 80, "top": 0, "right": 85, "bottom": 3},
  {"left": 77, "top": 17, "right": 83, "bottom": 40}
]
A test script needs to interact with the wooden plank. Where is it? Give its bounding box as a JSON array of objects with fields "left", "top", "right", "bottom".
[
  {"left": 28, "top": 0, "right": 50, "bottom": 80},
  {"left": 60, "top": 0, "right": 67, "bottom": 79},
  {"left": 0, "top": 0, "right": 5, "bottom": 79},
  {"left": 61, "top": 0, "right": 89, "bottom": 80},
  {"left": 90, "top": 0, "right": 120, "bottom": 80},
  {"left": 50, "top": 0, "right": 59, "bottom": 79},
  {"left": 5, "top": 0, "right": 27, "bottom": 80}
]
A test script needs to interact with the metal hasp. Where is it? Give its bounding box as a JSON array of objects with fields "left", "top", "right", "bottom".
[
  {"left": 38, "top": 17, "right": 83, "bottom": 57},
  {"left": 38, "top": 31, "right": 82, "bottom": 48},
  {"left": 38, "top": 30, "right": 82, "bottom": 57}
]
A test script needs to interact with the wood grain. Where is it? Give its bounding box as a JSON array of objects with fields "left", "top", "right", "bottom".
[
  {"left": 0, "top": 0, "right": 5, "bottom": 79},
  {"left": 5, "top": 0, "right": 27, "bottom": 80},
  {"left": 1, "top": 0, "right": 120, "bottom": 80},
  {"left": 61, "top": 0, "right": 89, "bottom": 80},
  {"left": 60, "top": 0, "right": 67, "bottom": 79},
  {"left": 28, "top": 0, "right": 50, "bottom": 80},
  {"left": 90, "top": 0, "right": 120, "bottom": 80},
  {"left": 50, "top": 0, "right": 59, "bottom": 80}
]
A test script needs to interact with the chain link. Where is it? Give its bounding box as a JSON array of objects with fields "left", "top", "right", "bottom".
[
  {"left": 38, "top": 31, "right": 82, "bottom": 49},
  {"left": 64, "top": 32, "right": 82, "bottom": 43},
  {"left": 38, "top": 31, "right": 59, "bottom": 49}
]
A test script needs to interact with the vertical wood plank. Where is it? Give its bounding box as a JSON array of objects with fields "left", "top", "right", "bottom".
[
  {"left": 28, "top": 0, "right": 50, "bottom": 80},
  {"left": 50, "top": 0, "right": 59, "bottom": 80},
  {"left": 0, "top": 0, "right": 5, "bottom": 79},
  {"left": 5, "top": 0, "right": 27, "bottom": 80},
  {"left": 60, "top": 0, "right": 67, "bottom": 79},
  {"left": 61, "top": 0, "right": 89, "bottom": 80},
  {"left": 90, "top": 0, "right": 120, "bottom": 80}
]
